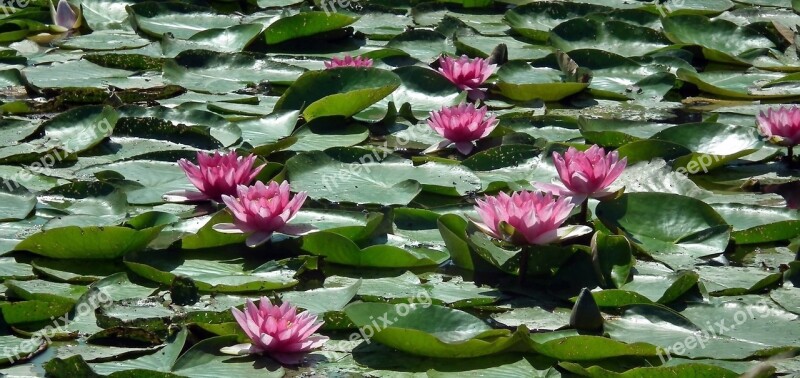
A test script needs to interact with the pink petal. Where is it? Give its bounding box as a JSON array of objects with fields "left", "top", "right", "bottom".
[
  {"left": 280, "top": 223, "right": 317, "bottom": 236},
  {"left": 54, "top": 0, "right": 77, "bottom": 29},
  {"left": 162, "top": 190, "right": 209, "bottom": 203},
  {"left": 246, "top": 232, "right": 273, "bottom": 247},
  {"left": 531, "top": 182, "right": 568, "bottom": 196},
  {"left": 454, "top": 142, "right": 474, "bottom": 155},
  {"left": 212, "top": 223, "right": 245, "bottom": 234}
]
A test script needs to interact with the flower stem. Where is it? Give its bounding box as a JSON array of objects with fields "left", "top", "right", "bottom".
[
  {"left": 580, "top": 199, "right": 589, "bottom": 224},
  {"left": 519, "top": 248, "right": 530, "bottom": 286}
]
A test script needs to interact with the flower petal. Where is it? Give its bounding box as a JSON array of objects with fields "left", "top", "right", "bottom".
[
  {"left": 212, "top": 223, "right": 245, "bottom": 234},
  {"left": 162, "top": 190, "right": 209, "bottom": 203},
  {"left": 246, "top": 232, "right": 274, "bottom": 247},
  {"left": 454, "top": 142, "right": 474, "bottom": 155},
  {"left": 280, "top": 223, "right": 317, "bottom": 236},
  {"left": 555, "top": 225, "right": 594, "bottom": 242},
  {"left": 423, "top": 140, "right": 453, "bottom": 154},
  {"left": 220, "top": 343, "right": 256, "bottom": 356}
]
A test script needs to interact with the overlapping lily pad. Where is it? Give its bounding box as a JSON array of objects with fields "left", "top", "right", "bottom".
[
  {"left": 124, "top": 250, "right": 299, "bottom": 293},
  {"left": 495, "top": 61, "right": 589, "bottom": 101},
  {"left": 596, "top": 193, "right": 731, "bottom": 268},
  {"left": 163, "top": 50, "right": 307, "bottom": 94},
  {"left": 286, "top": 149, "right": 481, "bottom": 204},
  {"left": 344, "top": 302, "right": 527, "bottom": 358},
  {"left": 276, "top": 67, "right": 401, "bottom": 121}
]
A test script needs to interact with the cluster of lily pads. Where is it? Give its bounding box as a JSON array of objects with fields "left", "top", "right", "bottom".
[{"left": 1, "top": 0, "right": 800, "bottom": 377}]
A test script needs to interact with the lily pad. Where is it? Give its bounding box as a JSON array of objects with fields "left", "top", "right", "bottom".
[
  {"left": 127, "top": 2, "right": 242, "bottom": 39},
  {"left": 344, "top": 302, "right": 526, "bottom": 358},
  {"left": 550, "top": 18, "right": 671, "bottom": 57},
  {"left": 662, "top": 14, "right": 775, "bottom": 65},
  {"left": 265, "top": 12, "right": 357, "bottom": 45},
  {"left": 495, "top": 61, "right": 588, "bottom": 101},
  {"left": 275, "top": 67, "right": 401, "bottom": 121},
  {"left": 596, "top": 193, "right": 731, "bottom": 268},
  {"left": 163, "top": 50, "right": 307, "bottom": 94},
  {"left": 15, "top": 212, "right": 172, "bottom": 259},
  {"left": 286, "top": 149, "right": 481, "bottom": 204}
]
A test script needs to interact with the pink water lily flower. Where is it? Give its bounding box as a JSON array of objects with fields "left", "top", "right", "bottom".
[
  {"left": 51, "top": 0, "right": 81, "bottom": 31},
  {"left": 163, "top": 151, "right": 264, "bottom": 203},
  {"left": 757, "top": 107, "right": 800, "bottom": 160},
  {"left": 29, "top": 0, "right": 81, "bottom": 44},
  {"left": 324, "top": 55, "right": 373, "bottom": 69},
  {"left": 534, "top": 145, "right": 627, "bottom": 205},
  {"left": 474, "top": 191, "right": 591, "bottom": 245},
  {"left": 221, "top": 297, "right": 328, "bottom": 365},
  {"left": 213, "top": 181, "right": 312, "bottom": 247},
  {"left": 424, "top": 103, "right": 499, "bottom": 155},
  {"left": 437, "top": 55, "right": 496, "bottom": 100}
]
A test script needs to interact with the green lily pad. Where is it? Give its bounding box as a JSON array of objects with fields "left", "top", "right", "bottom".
[
  {"left": 711, "top": 203, "right": 800, "bottom": 244},
  {"left": 81, "top": 160, "right": 196, "bottom": 205},
  {"left": 550, "top": 18, "right": 671, "bottom": 57},
  {"left": 528, "top": 331, "right": 659, "bottom": 361},
  {"left": 236, "top": 110, "right": 299, "bottom": 149},
  {"left": 290, "top": 117, "right": 369, "bottom": 152},
  {"left": 607, "top": 297, "right": 800, "bottom": 360},
  {"left": 620, "top": 261, "right": 700, "bottom": 303},
  {"left": 383, "top": 65, "right": 463, "bottom": 120},
  {"left": 677, "top": 69, "right": 800, "bottom": 99},
  {"left": 5, "top": 279, "right": 87, "bottom": 304},
  {"left": 287, "top": 149, "right": 481, "bottom": 204},
  {"left": 495, "top": 61, "right": 588, "bottom": 101},
  {"left": 275, "top": 67, "right": 401, "bottom": 121},
  {"left": 497, "top": 114, "right": 581, "bottom": 142},
  {"left": 23, "top": 60, "right": 132, "bottom": 89},
  {"left": 664, "top": 0, "right": 735, "bottom": 15},
  {"left": 265, "top": 12, "right": 357, "bottom": 45},
  {"left": 467, "top": 231, "right": 584, "bottom": 276},
  {"left": 15, "top": 214, "right": 171, "bottom": 259},
  {"left": 124, "top": 250, "right": 299, "bottom": 292},
  {"left": 127, "top": 2, "right": 242, "bottom": 39},
  {"left": 163, "top": 50, "right": 307, "bottom": 94},
  {"left": 771, "top": 286, "right": 800, "bottom": 315},
  {"left": 566, "top": 49, "right": 676, "bottom": 101},
  {"left": 39, "top": 182, "right": 128, "bottom": 229},
  {"left": 0, "top": 335, "right": 45, "bottom": 364},
  {"left": 161, "top": 24, "right": 264, "bottom": 56},
  {"left": 579, "top": 117, "right": 673, "bottom": 147},
  {"left": 662, "top": 15, "right": 775, "bottom": 65},
  {"left": 280, "top": 278, "right": 361, "bottom": 315},
  {"left": 504, "top": 2, "right": 611, "bottom": 41},
  {"left": 561, "top": 361, "right": 739, "bottom": 378},
  {"left": 385, "top": 29, "right": 454, "bottom": 62},
  {"left": 0, "top": 300, "right": 73, "bottom": 325},
  {"left": 490, "top": 302, "right": 571, "bottom": 332},
  {"left": 454, "top": 30, "right": 553, "bottom": 61},
  {"left": 0, "top": 181, "right": 35, "bottom": 222},
  {"left": 0, "top": 257, "right": 34, "bottom": 280},
  {"left": 57, "top": 31, "right": 150, "bottom": 51},
  {"left": 596, "top": 193, "right": 731, "bottom": 268},
  {"left": 651, "top": 122, "right": 762, "bottom": 173},
  {"left": 300, "top": 231, "right": 449, "bottom": 268},
  {"left": 326, "top": 272, "right": 500, "bottom": 308},
  {"left": 41, "top": 105, "right": 118, "bottom": 154},
  {"left": 80, "top": 0, "right": 136, "bottom": 31},
  {"left": 344, "top": 302, "right": 526, "bottom": 358},
  {"left": 696, "top": 265, "right": 782, "bottom": 295}
]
